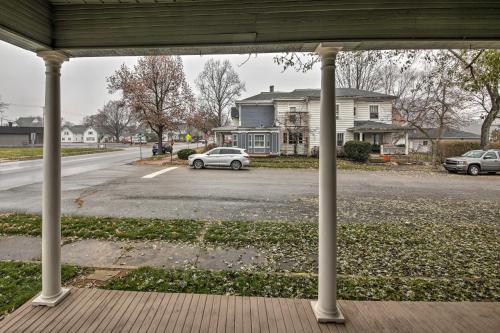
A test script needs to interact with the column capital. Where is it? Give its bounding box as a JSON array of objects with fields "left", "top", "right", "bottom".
[
  {"left": 37, "top": 50, "right": 69, "bottom": 65},
  {"left": 315, "top": 43, "right": 342, "bottom": 59}
]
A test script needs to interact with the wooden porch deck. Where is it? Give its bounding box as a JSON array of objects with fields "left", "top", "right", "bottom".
[{"left": 1, "top": 288, "right": 498, "bottom": 333}]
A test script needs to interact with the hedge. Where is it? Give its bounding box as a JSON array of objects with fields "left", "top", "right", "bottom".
[
  {"left": 177, "top": 148, "right": 197, "bottom": 160},
  {"left": 344, "top": 140, "right": 372, "bottom": 162}
]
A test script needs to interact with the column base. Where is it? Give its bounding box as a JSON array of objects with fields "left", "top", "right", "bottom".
[
  {"left": 32, "top": 288, "right": 70, "bottom": 307},
  {"left": 311, "top": 301, "right": 345, "bottom": 323}
]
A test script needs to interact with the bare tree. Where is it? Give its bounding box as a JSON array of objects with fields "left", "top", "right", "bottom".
[
  {"left": 188, "top": 100, "right": 218, "bottom": 147},
  {"left": 195, "top": 59, "right": 245, "bottom": 127},
  {"left": 107, "top": 56, "right": 194, "bottom": 154},
  {"left": 0, "top": 96, "right": 8, "bottom": 125},
  {"left": 399, "top": 52, "right": 469, "bottom": 167},
  {"left": 84, "top": 100, "right": 134, "bottom": 142},
  {"left": 448, "top": 49, "right": 500, "bottom": 149},
  {"left": 274, "top": 51, "right": 417, "bottom": 92}
]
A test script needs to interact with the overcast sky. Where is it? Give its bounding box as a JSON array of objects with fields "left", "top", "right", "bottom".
[{"left": 0, "top": 41, "right": 321, "bottom": 124}]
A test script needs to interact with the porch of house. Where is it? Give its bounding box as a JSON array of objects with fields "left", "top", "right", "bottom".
[
  {"left": 2, "top": 288, "right": 498, "bottom": 333},
  {"left": 348, "top": 121, "right": 409, "bottom": 155}
]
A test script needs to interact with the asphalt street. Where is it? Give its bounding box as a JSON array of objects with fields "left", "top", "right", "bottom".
[
  {"left": 0, "top": 142, "right": 193, "bottom": 191},
  {"left": 0, "top": 159, "right": 498, "bottom": 221}
]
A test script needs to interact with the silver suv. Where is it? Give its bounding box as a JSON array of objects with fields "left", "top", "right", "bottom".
[
  {"left": 188, "top": 148, "right": 250, "bottom": 170},
  {"left": 443, "top": 150, "right": 500, "bottom": 175}
]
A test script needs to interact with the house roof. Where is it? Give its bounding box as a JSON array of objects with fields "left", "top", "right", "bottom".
[
  {"left": 69, "top": 125, "right": 87, "bottom": 134},
  {"left": 409, "top": 128, "right": 480, "bottom": 140},
  {"left": 240, "top": 88, "right": 395, "bottom": 103},
  {"left": 348, "top": 121, "right": 405, "bottom": 132},
  {"left": 15, "top": 117, "right": 43, "bottom": 127},
  {"left": 0, "top": 126, "right": 43, "bottom": 134}
]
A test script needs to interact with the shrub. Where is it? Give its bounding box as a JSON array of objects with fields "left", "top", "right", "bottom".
[
  {"left": 177, "top": 148, "right": 197, "bottom": 160},
  {"left": 344, "top": 140, "right": 372, "bottom": 162},
  {"left": 437, "top": 141, "right": 480, "bottom": 160}
]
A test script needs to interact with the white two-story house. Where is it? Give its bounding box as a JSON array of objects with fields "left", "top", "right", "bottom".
[
  {"left": 61, "top": 125, "right": 98, "bottom": 143},
  {"left": 213, "top": 87, "right": 406, "bottom": 155}
]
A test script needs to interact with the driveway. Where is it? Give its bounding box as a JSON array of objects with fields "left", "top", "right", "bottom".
[{"left": 0, "top": 165, "right": 498, "bottom": 222}]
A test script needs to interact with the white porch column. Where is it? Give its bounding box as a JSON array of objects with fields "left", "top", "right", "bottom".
[
  {"left": 311, "top": 44, "right": 345, "bottom": 323},
  {"left": 405, "top": 130, "right": 409, "bottom": 155},
  {"left": 33, "top": 51, "right": 70, "bottom": 307},
  {"left": 360, "top": 132, "right": 364, "bottom": 141}
]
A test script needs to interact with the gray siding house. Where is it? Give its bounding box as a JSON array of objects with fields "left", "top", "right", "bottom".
[{"left": 214, "top": 87, "right": 403, "bottom": 155}]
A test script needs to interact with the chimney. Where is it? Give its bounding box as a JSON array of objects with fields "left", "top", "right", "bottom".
[{"left": 269, "top": 85, "right": 274, "bottom": 92}]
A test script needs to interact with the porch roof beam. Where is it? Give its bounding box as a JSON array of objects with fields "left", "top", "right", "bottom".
[{"left": 1, "top": 1, "right": 500, "bottom": 57}]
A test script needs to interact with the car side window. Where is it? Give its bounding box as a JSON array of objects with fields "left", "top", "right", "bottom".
[
  {"left": 209, "top": 149, "right": 220, "bottom": 155},
  {"left": 231, "top": 149, "right": 241, "bottom": 154},
  {"left": 484, "top": 152, "right": 497, "bottom": 160},
  {"left": 220, "top": 149, "right": 235, "bottom": 155}
]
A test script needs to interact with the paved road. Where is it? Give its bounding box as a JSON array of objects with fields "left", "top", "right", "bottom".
[
  {"left": 0, "top": 143, "right": 193, "bottom": 191},
  {"left": 0, "top": 164, "right": 498, "bottom": 222}
]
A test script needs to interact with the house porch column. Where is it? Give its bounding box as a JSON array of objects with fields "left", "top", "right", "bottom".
[
  {"left": 33, "top": 51, "right": 70, "bottom": 307},
  {"left": 360, "top": 132, "right": 364, "bottom": 141},
  {"left": 311, "top": 44, "right": 345, "bottom": 323}
]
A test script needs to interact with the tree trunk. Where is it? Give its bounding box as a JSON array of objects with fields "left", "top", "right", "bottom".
[
  {"left": 431, "top": 140, "right": 438, "bottom": 168},
  {"left": 157, "top": 126, "right": 164, "bottom": 155},
  {"left": 480, "top": 93, "right": 499, "bottom": 149}
]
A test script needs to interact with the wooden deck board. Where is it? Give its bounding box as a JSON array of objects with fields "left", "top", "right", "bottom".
[{"left": 1, "top": 288, "right": 498, "bottom": 333}]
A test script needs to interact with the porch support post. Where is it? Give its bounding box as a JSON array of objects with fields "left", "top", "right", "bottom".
[
  {"left": 311, "top": 43, "right": 345, "bottom": 323},
  {"left": 360, "top": 132, "right": 364, "bottom": 141},
  {"left": 33, "top": 51, "right": 70, "bottom": 307},
  {"left": 405, "top": 130, "right": 409, "bottom": 155}
]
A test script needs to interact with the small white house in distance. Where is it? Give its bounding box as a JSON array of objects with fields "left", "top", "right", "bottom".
[{"left": 61, "top": 125, "right": 98, "bottom": 143}]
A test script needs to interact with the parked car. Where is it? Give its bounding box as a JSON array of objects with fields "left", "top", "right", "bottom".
[
  {"left": 188, "top": 147, "right": 250, "bottom": 170},
  {"left": 443, "top": 149, "right": 500, "bottom": 175},
  {"left": 152, "top": 143, "right": 173, "bottom": 155}
]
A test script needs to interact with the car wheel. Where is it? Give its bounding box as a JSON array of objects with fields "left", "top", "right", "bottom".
[
  {"left": 193, "top": 159, "right": 204, "bottom": 169},
  {"left": 467, "top": 164, "right": 480, "bottom": 176},
  {"left": 230, "top": 160, "right": 242, "bottom": 170}
]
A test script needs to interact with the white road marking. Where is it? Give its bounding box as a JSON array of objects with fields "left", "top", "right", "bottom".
[{"left": 142, "top": 167, "right": 178, "bottom": 179}]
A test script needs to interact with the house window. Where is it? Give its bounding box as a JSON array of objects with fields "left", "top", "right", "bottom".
[
  {"left": 64, "top": 131, "right": 69, "bottom": 135},
  {"left": 336, "top": 104, "right": 340, "bottom": 120},
  {"left": 337, "top": 133, "right": 344, "bottom": 146},
  {"left": 369, "top": 105, "right": 379, "bottom": 119},
  {"left": 288, "top": 132, "right": 303, "bottom": 144},
  {"left": 254, "top": 134, "right": 265, "bottom": 147},
  {"left": 422, "top": 140, "right": 428, "bottom": 146},
  {"left": 283, "top": 132, "right": 288, "bottom": 144},
  {"left": 289, "top": 107, "right": 297, "bottom": 112},
  {"left": 232, "top": 134, "right": 238, "bottom": 147},
  {"left": 62, "top": 138, "right": 65, "bottom": 141},
  {"left": 88, "top": 131, "right": 93, "bottom": 135},
  {"left": 354, "top": 106, "right": 357, "bottom": 116}
]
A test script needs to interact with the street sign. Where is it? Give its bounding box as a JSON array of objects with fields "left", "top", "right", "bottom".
[{"left": 185, "top": 133, "right": 191, "bottom": 141}]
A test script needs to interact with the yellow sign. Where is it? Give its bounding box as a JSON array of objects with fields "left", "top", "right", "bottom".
[{"left": 185, "top": 133, "right": 191, "bottom": 141}]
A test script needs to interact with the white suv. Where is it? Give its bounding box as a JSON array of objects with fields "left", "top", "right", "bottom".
[{"left": 188, "top": 148, "right": 250, "bottom": 170}]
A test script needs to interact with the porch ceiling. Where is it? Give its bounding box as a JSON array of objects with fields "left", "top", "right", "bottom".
[{"left": 1, "top": 1, "right": 499, "bottom": 57}]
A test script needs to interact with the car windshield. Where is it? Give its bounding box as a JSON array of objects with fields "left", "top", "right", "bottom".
[{"left": 462, "top": 151, "right": 484, "bottom": 158}]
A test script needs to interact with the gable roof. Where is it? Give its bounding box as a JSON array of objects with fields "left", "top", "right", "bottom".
[
  {"left": 240, "top": 88, "right": 395, "bottom": 102},
  {"left": 15, "top": 116, "right": 43, "bottom": 127},
  {"left": 409, "top": 128, "right": 480, "bottom": 140}
]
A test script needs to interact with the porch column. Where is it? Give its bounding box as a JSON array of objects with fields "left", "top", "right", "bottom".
[
  {"left": 33, "top": 51, "right": 70, "bottom": 307},
  {"left": 405, "top": 130, "right": 409, "bottom": 155},
  {"left": 312, "top": 44, "right": 345, "bottom": 323},
  {"left": 360, "top": 132, "right": 364, "bottom": 141}
]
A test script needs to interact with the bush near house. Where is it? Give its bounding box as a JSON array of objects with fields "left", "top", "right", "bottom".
[
  {"left": 177, "top": 148, "right": 197, "bottom": 160},
  {"left": 344, "top": 140, "right": 372, "bottom": 162}
]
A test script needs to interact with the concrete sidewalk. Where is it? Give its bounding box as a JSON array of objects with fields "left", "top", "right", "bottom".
[{"left": 0, "top": 235, "right": 265, "bottom": 270}]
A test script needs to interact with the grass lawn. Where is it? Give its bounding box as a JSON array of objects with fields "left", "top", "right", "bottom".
[
  {"left": 250, "top": 155, "right": 387, "bottom": 171},
  {"left": 1, "top": 213, "right": 498, "bottom": 302},
  {"left": 0, "top": 262, "right": 84, "bottom": 318},
  {"left": 0, "top": 147, "right": 121, "bottom": 161}
]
